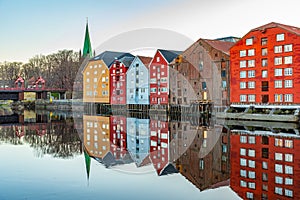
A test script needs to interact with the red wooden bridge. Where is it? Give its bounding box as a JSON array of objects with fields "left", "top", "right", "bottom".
[{"left": 0, "top": 76, "right": 67, "bottom": 101}]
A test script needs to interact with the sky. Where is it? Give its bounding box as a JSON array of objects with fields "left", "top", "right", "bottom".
[{"left": 1, "top": 0, "right": 300, "bottom": 62}]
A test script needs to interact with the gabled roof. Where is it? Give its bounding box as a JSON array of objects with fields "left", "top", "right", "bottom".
[
  {"left": 251, "top": 22, "right": 300, "bottom": 36},
  {"left": 138, "top": 56, "right": 152, "bottom": 68},
  {"left": 158, "top": 49, "right": 182, "bottom": 63},
  {"left": 119, "top": 56, "right": 135, "bottom": 68},
  {"left": 202, "top": 39, "right": 235, "bottom": 55},
  {"left": 159, "top": 163, "right": 179, "bottom": 176},
  {"left": 91, "top": 51, "right": 133, "bottom": 67}
]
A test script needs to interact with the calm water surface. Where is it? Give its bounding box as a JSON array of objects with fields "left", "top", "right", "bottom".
[{"left": 0, "top": 110, "right": 299, "bottom": 200}]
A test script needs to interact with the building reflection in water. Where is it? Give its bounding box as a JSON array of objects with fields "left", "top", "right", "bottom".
[
  {"left": 82, "top": 114, "right": 231, "bottom": 191},
  {"left": 0, "top": 111, "right": 81, "bottom": 158},
  {"left": 229, "top": 121, "right": 300, "bottom": 199}
]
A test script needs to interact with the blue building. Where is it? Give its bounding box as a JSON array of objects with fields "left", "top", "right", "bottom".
[
  {"left": 126, "top": 117, "right": 150, "bottom": 167},
  {"left": 126, "top": 56, "right": 152, "bottom": 106}
]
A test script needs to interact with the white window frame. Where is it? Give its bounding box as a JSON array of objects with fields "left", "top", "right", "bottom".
[
  {"left": 285, "top": 154, "right": 293, "bottom": 162},
  {"left": 275, "top": 68, "right": 282, "bottom": 76},
  {"left": 246, "top": 38, "right": 253, "bottom": 45},
  {"left": 240, "top": 170, "right": 247, "bottom": 177},
  {"left": 284, "top": 94, "right": 293, "bottom": 102},
  {"left": 240, "top": 148, "right": 246, "bottom": 156},
  {"left": 284, "top": 68, "right": 292, "bottom": 76},
  {"left": 240, "top": 71, "right": 246, "bottom": 78},
  {"left": 274, "top": 45, "right": 282, "bottom": 53},
  {"left": 240, "top": 95, "right": 247, "bottom": 102},
  {"left": 248, "top": 149, "right": 255, "bottom": 157},
  {"left": 240, "top": 60, "right": 246, "bottom": 68},
  {"left": 240, "top": 82, "right": 246, "bottom": 89},
  {"left": 275, "top": 152, "right": 283, "bottom": 161},
  {"left": 275, "top": 57, "right": 282, "bottom": 65},
  {"left": 284, "top": 80, "right": 293, "bottom": 88},
  {"left": 248, "top": 49, "right": 255, "bottom": 56},
  {"left": 248, "top": 60, "right": 255, "bottom": 67},
  {"left": 248, "top": 94, "right": 255, "bottom": 102},
  {"left": 274, "top": 80, "right": 282, "bottom": 88},
  {"left": 240, "top": 50, "right": 246, "bottom": 57},
  {"left": 248, "top": 81, "right": 255, "bottom": 89},
  {"left": 284, "top": 44, "right": 293, "bottom": 52},
  {"left": 284, "top": 56, "right": 293, "bottom": 64},
  {"left": 276, "top": 33, "right": 285, "bottom": 41},
  {"left": 262, "top": 70, "right": 268, "bottom": 78},
  {"left": 248, "top": 70, "right": 255, "bottom": 78},
  {"left": 275, "top": 94, "right": 283, "bottom": 102}
]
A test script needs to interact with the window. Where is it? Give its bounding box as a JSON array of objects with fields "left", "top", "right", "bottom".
[
  {"left": 248, "top": 182, "right": 255, "bottom": 189},
  {"left": 275, "top": 57, "right": 282, "bottom": 65},
  {"left": 240, "top": 60, "right": 246, "bottom": 68},
  {"left": 240, "top": 95, "right": 247, "bottom": 102},
  {"left": 275, "top": 138, "right": 283, "bottom": 147},
  {"left": 156, "top": 57, "right": 160, "bottom": 62},
  {"left": 285, "top": 154, "right": 293, "bottom": 162},
  {"left": 262, "top": 70, "right": 268, "bottom": 78},
  {"left": 262, "top": 173, "right": 268, "bottom": 181},
  {"left": 248, "top": 95, "right": 255, "bottom": 102},
  {"left": 221, "top": 70, "right": 226, "bottom": 77},
  {"left": 240, "top": 135, "right": 247, "bottom": 143},
  {"left": 275, "top": 164, "right": 283, "bottom": 173},
  {"left": 284, "top": 44, "right": 292, "bottom": 52},
  {"left": 202, "top": 82, "right": 207, "bottom": 89},
  {"left": 248, "top": 149, "right": 255, "bottom": 157},
  {"left": 275, "top": 94, "right": 283, "bottom": 102},
  {"left": 275, "top": 187, "right": 283, "bottom": 195},
  {"left": 240, "top": 50, "right": 246, "bottom": 57},
  {"left": 275, "top": 80, "right": 282, "bottom": 88},
  {"left": 285, "top": 140, "right": 293, "bottom": 148},
  {"left": 285, "top": 94, "right": 293, "bottom": 102},
  {"left": 248, "top": 160, "right": 255, "bottom": 168},
  {"left": 248, "top": 70, "right": 255, "bottom": 78},
  {"left": 240, "top": 82, "right": 246, "bottom": 89},
  {"left": 285, "top": 165, "right": 293, "bottom": 174},
  {"left": 262, "top": 59, "right": 268, "bottom": 67},
  {"left": 284, "top": 68, "right": 292, "bottom": 76},
  {"left": 285, "top": 189, "right": 293, "bottom": 197},
  {"left": 248, "top": 60, "right": 255, "bottom": 67},
  {"left": 150, "top": 78, "right": 156, "bottom": 83},
  {"left": 150, "top": 88, "right": 157, "bottom": 93},
  {"left": 222, "top": 81, "right": 227, "bottom": 88},
  {"left": 262, "top": 161, "right": 268, "bottom": 169},
  {"left": 240, "top": 180, "right": 247, "bottom": 187},
  {"left": 284, "top": 56, "right": 292, "bottom": 64},
  {"left": 261, "top": 37, "right": 267, "bottom": 45},
  {"left": 248, "top": 171, "right": 255, "bottom": 179},
  {"left": 275, "top": 153, "right": 283, "bottom": 161},
  {"left": 246, "top": 192, "right": 253, "bottom": 199},
  {"left": 275, "top": 176, "right": 283, "bottom": 184},
  {"left": 240, "top": 148, "right": 246, "bottom": 156},
  {"left": 284, "top": 80, "right": 293, "bottom": 88},
  {"left": 240, "top": 169, "right": 247, "bottom": 177},
  {"left": 246, "top": 38, "right": 253, "bottom": 45},
  {"left": 240, "top": 71, "right": 246, "bottom": 78},
  {"left": 276, "top": 33, "right": 285, "bottom": 41},
  {"left": 274, "top": 46, "right": 282, "bottom": 53},
  {"left": 240, "top": 158, "right": 247, "bottom": 166},
  {"left": 285, "top": 178, "right": 293, "bottom": 185},
  {"left": 248, "top": 81, "right": 255, "bottom": 88},
  {"left": 262, "top": 48, "right": 267, "bottom": 56},
  {"left": 262, "top": 148, "right": 269, "bottom": 158},
  {"left": 249, "top": 136, "right": 255, "bottom": 144},
  {"left": 275, "top": 68, "right": 282, "bottom": 76},
  {"left": 248, "top": 49, "right": 255, "bottom": 56}
]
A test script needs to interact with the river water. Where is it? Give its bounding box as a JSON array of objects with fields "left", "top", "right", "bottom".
[{"left": 0, "top": 110, "right": 299, "bottom": 200}]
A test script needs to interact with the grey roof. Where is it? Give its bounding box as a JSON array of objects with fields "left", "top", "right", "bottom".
[
  {"left": 160, "top": 163, "right": 179, "bottom": 176},
  {"left": 91, "top": 51, "right": 133, "bottom": 67},
  {"left": 158, "top": 49, "right": 182, "bottom": 63},
  {"left": 119, "top": 56, "right": 135, "bottom": 68}
]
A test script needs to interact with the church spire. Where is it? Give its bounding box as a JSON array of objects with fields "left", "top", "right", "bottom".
[{"left": 82, "top": 18, "right": 93, "bottom": 58}]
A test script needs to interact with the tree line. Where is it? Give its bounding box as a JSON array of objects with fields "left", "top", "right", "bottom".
[{"left": 0, "top": 50, "right": 82, "bottom": 93}]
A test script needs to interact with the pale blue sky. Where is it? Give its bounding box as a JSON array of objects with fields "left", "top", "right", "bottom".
[{"left": 1, "top": 0, "right": 300, "bottom": 62}]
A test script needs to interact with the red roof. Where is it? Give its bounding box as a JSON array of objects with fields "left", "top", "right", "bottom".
[
  {"left": 251, "top": 22, "right": 300, "bottom": 36},
  {"left": 138, "top": 56, "right": 152, "bottom": 69},
  {"left": 202, "top": 39, "right": 235, "bottom": 55},
  {"left": 15, "top": 76, "right": 24, "bottom": 83}
]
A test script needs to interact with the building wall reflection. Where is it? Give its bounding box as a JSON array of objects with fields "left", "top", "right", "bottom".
[{"left": 230, "top": 129, "right": 300, "bottom": 199}]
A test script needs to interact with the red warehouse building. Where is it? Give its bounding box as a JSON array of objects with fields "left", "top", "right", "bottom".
[
  {"left": 230, "top": 22, "right": 300, "bottom": 104},
  {"left": 110, "top": 56, "right": 134, "bottom": 105},
  {"left": 149, "top": 49, "right": 182, "bottom": 105}
]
